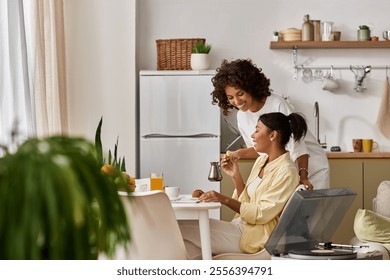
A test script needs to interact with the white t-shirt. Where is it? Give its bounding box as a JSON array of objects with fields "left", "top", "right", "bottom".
[
  {"left": 247, "top": 176, "right": 261, "bottom": 198},
  {"left": 236, "top": 94, "right": 329, "bottom": 189}
]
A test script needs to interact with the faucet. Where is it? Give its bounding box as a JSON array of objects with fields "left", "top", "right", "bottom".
[{"left": 313, "top": 102, "right": 327, "bottom": 149}]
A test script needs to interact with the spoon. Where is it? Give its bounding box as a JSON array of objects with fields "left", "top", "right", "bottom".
[
  {"left": 363, "top": 65, "right": 371, "bottom": 75},
  {"left": 358, "top": 65, "right": 371, "bottom": 86}
]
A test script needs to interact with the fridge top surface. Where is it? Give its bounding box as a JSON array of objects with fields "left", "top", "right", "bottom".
[{"left": 140, "top": 70, "right": 216, "bottom": 76}]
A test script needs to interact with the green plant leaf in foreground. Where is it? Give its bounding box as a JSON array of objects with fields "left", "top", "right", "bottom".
[
  {"left": 95, "top": 116, "right": 104, "bottom": 166},
  {"left": 0, "top": 136, "right": 131, "bottom": 259}
]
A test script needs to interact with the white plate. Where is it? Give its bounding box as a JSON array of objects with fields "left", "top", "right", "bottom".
[{"left": 172, "top": 196, "right": 200, "bottom": 203}]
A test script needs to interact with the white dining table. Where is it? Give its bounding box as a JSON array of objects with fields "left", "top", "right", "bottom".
[{"left": 171, "top": 195, "right": 221, "bottom": 260}]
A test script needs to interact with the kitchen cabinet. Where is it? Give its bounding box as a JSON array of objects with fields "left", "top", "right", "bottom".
[
  {"left": 328, "top": 159, "right": 363, "bottom": 244},
  {"left": 328, "top": 158, "right": 390, "bottom": 244},
  {"left": 362, "top": 159, "right": 390, "bottom": 210}
]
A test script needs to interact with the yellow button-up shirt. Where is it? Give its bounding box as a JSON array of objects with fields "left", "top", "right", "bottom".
[{"left": 232, "top": 152, "right": 299, "bottom": 253}]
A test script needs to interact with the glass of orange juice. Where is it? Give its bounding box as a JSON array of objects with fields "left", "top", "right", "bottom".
[{"left": 150, "top": 172, "right": 163, "bottom": 191}]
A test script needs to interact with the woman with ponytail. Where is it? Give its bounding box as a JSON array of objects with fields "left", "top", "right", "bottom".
[{"left": 179, "top": 112, "right": 308, "bottom": 258}]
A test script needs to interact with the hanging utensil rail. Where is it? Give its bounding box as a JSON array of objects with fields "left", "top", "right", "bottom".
[
  {"left": 294, "top": 65, "right": 389, "bottom": 70},
  {"left": 291, "top": 47, "right": 390, "bottom": 79}
]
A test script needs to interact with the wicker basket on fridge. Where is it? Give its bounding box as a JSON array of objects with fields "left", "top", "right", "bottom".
[{"left": 156, "top": 38, "right": 206, "bottom": 70}]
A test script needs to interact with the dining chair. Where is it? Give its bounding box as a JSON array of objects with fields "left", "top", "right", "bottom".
[
  {"left": 115, "top": 190, "right": 189, "bottom": 260},
  {"left": 212, "top": 185, "right": 306, "bottom": 260}
]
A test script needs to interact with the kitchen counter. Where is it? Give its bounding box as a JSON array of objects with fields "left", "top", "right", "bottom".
[
  {"left": 222, "top": 152, "right": 390, "bottom": 160},
  {"left": 326, "top": 152, "right": 390, "bottom": 159}
]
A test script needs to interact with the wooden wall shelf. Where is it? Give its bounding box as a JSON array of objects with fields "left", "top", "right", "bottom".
[{"left": 270, "top": 41, "right": 390, "bottom": 49}]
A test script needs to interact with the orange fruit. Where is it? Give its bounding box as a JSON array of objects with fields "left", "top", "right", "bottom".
[
  {"left": 128, "top": 176, "right": 135, "bottom": 186},
  {"left": 101, "top": 164, "right": 116, "bottom": 175},
  {"left": 121, "top": 172, "right": 135, "bottom": 185}
]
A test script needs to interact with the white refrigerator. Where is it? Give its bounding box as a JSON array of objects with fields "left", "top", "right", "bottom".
[{"left": 139, "top": 70, "right": 220, "bottom": 218}]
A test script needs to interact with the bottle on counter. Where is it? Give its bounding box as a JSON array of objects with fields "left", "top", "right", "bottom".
[{"left": 302, "top": 14, "right": 314, "bottom": 41}]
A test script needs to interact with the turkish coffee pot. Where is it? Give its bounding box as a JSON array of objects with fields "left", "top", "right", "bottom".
[{"left": 208, "top": 162, "right": 223, "bottom": 181}]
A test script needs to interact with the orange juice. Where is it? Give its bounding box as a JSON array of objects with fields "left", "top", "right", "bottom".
[
  {"left": 150, "top": 172, "right": 163, "bottom": 191},
  {"left": 150, "top": 177, "right": 163, "bottom": 191}
]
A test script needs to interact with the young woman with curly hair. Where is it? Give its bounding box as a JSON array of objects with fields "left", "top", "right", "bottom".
[{"left": 211, "top": 58, "right": 329, "bottom": 190}]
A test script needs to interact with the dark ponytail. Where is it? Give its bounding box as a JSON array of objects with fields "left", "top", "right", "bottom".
[
  {"left": 259, "top": 112, "right": 307, "bottom": 147},
  {"left": 288, "top": 113, "right": 307, "bottom": 142}
]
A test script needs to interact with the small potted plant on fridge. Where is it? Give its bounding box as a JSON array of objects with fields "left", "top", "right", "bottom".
[
  {"left": 272, "top": 31, "right": 280, "bottom": 42},
  {"left": 190, "top": 41, "right": 212, "bottom": 70},
  {"left": 357, "top": 25, "right": 371, "bottom": 41}
]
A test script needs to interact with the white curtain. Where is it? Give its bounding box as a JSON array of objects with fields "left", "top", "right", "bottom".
[
  {"left": 0, "top": 0, "right": 68, "bottom": 155},
  {"left": 35, "top": 0, "right": 68, "bottom": 137},
  {"left": 0, "top": 0, "right": 36, "bottom": 153}
]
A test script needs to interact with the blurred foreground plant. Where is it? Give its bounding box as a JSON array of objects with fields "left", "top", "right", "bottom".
[{"left": 0, "top": 135, "right": 131, "bottom": 259}]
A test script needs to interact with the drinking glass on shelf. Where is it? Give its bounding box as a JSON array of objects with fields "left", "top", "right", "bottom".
[
  {"left": 321, "top": 21, "right": 334, "bottom": 41},
  {"left": 150, "top": 172, "right": 164, "bottom": 191}
]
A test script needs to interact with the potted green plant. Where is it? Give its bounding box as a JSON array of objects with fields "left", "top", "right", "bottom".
[
  {"left": 190, "top": 42, "right": 212, "bottom": 70},
  {"left": 95, "top": 117, "right": 135, "bottom": 192},
  {"left": 272, "top": 31, "right": 280, "bottom": 42},
  {"left": 0, "top": 131, "right": 131, "bottom": 259},
  {"left": 358, "top": 25, "right": 371, "bottom": 41}
]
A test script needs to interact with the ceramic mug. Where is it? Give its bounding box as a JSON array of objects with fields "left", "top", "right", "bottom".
[
  {"left": 383, "top": 30, "right": 390, "bottom": 40},
  {"left": 332, "top": 31, "right": 341, "bottom": 41},
  {"left": 322, "top": 76, "right": 339, "bottom": 91},
  {"left": 164, "top": 186, "right": 180, "bottom": 200},
  {"left": 352, "top": 139, "right": 362, "bottom": 152},
  {"left": 362, "top": 139, "right": 379, "bottom": 153}
]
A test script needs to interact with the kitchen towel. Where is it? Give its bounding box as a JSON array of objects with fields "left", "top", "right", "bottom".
[{"left": 376, "top": 76, "right": 390, "bottom": 139}]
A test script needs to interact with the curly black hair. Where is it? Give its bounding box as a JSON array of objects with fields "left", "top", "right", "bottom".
[{"left": 211, "top": 59, "right": 272, "bottom": 116}]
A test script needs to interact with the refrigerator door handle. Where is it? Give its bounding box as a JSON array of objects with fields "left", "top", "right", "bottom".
[{"left": 143, "top": 133, "right": 219, "bottom": 139}]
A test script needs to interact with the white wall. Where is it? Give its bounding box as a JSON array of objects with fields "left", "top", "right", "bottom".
[
  {"left": 64, "top": 0, "right": 137, "bottom": 175},
  {"left": 138, "top": 0, "right": 390, "bottom": 152},
  {"left": 61, "top": 0, "right": 390, "bottom": 177}
]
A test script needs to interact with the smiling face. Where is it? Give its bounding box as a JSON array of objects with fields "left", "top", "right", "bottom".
[
  {"left": 251, "top": 121, "right": 273, "bottom": 153},
  {"left": 225, "top": 85, "right": 263, "bottom": 112}
]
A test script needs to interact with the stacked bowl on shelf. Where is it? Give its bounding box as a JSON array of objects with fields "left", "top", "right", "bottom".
[{"left": 280, "top": 28, "right": 302, "bottom": 41}]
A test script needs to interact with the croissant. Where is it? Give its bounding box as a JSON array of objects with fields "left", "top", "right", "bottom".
[{"left": 192, "top": 189, "right": 204, "bottom": 198}]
